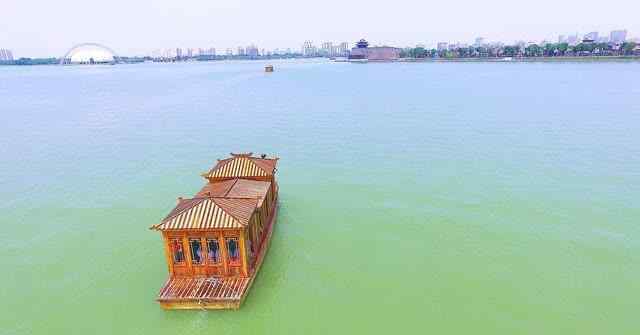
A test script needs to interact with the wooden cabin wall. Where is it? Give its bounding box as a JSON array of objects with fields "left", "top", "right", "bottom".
[{"left": 162, "top": 229, "right": 248, "bottom": 278}]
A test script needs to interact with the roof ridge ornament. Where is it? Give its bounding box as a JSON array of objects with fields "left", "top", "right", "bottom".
[{"left": 230, "top": 152, "right": 253, "bottom": 157}]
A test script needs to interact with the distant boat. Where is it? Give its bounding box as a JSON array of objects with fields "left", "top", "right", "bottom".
[
  {"left": 348, "top": 58, "right": 368, "bottom": 63},
  {"left": 332, "top": 57, "right": 348, "bottom": 62},
  {"left": 265, "top": 65, "right": 274, "bottom": 72},
  {"left": 501, "top": 57, "right": 514, "bottom": 61}
]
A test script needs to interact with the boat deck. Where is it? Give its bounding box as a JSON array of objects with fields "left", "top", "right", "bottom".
[{"left": 158, "top": 276, "right": 250, "bottom": 305}]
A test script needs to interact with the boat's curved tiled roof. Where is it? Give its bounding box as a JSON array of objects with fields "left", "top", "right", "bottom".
[
  {"left": 151, "top": 197, "right": 257, "bottom": 230},
  {"left": 204, "top": 153, "right": 278, "bottom": 179}
]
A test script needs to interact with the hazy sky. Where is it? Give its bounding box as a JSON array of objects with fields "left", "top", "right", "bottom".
[{"left": 1, "top": 0, "right": 638, "bottom": 57}]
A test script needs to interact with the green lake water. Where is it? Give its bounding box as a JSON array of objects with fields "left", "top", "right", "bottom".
[{"left": 1, "top": 59, "right": 639, "bottom": 334}]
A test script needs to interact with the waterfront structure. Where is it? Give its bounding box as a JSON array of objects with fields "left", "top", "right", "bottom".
[
  {"left": 0, "top": 48, "right": 14, "bottom": 61},
  {"left": 60, "top": 43, "right": 118, "bottom": 65},
  {"left": 151, "top": 152, "right": 280, "bottom": 309},
  {"left": 610, "top": 30, "right": 627, "bottom": 43},
  {"left": 349, "top": 39, "right": 401, "bottom": 61},
  {"left": 437, "top": 42, "right": 448, "bottom": 51}
]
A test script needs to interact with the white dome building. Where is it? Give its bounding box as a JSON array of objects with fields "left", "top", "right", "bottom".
[{"left": 60, "top": 43, "right": 118, "bottom": 65}]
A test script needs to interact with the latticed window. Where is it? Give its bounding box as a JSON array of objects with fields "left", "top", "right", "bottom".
[
  {"left": 171, "top": 239, "right": 185, "bottom": 264},
  {"left": 207, "top": 239, "right": 221, "bottom": 263},
  {"left": 226, "top": 237, "right": 240, "bottom": 262},
  {"left": 189, "top": 238, "right": 203, "bottom": 264}
]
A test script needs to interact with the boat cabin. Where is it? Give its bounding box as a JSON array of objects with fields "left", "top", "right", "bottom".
[{"left": 150, "top": 153, "right": 279, "bottom": 309}]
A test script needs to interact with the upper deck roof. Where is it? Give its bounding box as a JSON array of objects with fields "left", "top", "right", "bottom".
[
  {"left": 153, "top": 179, "right": 273, "bottom": 231},
  {"left": 196, "top": 179, "right": 271, "bottom": 207},
  {"left": 226, "top": 179, "right": 271, "bottom": 207},
  {"left": 203, "top": 153, "right": 278, "bottom": 180},
  {"left": 195, "top": 179, "right": 238, "bottom": 197}
]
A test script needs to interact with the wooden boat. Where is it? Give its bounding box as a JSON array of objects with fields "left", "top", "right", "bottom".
[{"left": 150, "top": 153, "right": 279, "bottom": 309}]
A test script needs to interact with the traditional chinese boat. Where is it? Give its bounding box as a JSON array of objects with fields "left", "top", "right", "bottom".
[{"left": 150, "top": 153, "right": 279, "bottom": 309}]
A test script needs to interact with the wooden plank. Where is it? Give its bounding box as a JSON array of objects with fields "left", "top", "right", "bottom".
[
  {"left": 195, "top": 278, "right": 209, "bottom": 298},
  {"left": 158, "top": 277, "right": 172, "bottom": 298},
  {"left": 189, "top": 278, "right": 200, "bottom": 298},
  {"left": 221, "top": 278, "right": 231, "bottom": 298},
  {"left": 205, "top": 279, "right": 216, "bottom": 298},
  {"left": 176, "top": 278, "right": 191, "bottom": 298},
  {"left": 167, "top": 278, "right": 181, "bottom": 298}
]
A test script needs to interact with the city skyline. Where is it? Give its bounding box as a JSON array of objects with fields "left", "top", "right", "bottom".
[
  {"left": 2, "top": 0, "right": 640, "bottom": 57},
  {"left": 1, "top": 28, "right": 637, "bottom": 60}
]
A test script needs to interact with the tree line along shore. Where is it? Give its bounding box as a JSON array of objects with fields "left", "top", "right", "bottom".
[{"left": 400, "top": 41, "right": 639, "bottom": 59}]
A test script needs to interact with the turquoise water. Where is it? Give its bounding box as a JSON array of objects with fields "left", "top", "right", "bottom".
[{"left": 1, "top": 60, "right": 639, "bottom": 334}]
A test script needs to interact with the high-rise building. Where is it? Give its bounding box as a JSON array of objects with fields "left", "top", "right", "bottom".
[
  {"left": 567, "top": 34, "right": 579, "bottom": 46},
  {"left": 237, "top": 47, "right": 245, "bottom": 56},
  {"left": 302, "top": 41, "right": 316, "bottom": 57},
  {"left": 558, "top": 35, "right": 567, "bottom": 43},
  {"left": 198, "top": 48, "right": 216, "bottom": 57},
  {"left": 337, "top": 42, "right": 349, "bottom": 56},
  {"left": 474, "top": 37, "right": 486, "bottom": 47},
  {"left": 245, "top": 44, "right": 259, "bottom": 57},
  {"left": 0, "top": 48, "right": 14, "bottom": 61},
  {"left": 584, "top": 32, "right": 599, "bottom": 41},
  {"left": 437, "top": 42, "right": 448, "bottom": 51},
  {"left": 610, "top": 30, "right": 627, "bottom": 43},
  {"left": 176, "top": 48, "right": 183, "bottom": 59},
  {"left": 321, "top": 42, "right": 333, "bottom": 56},
  {"left": 226, "top": 48, "right": 233, "bottom": 56},
  {"left": 164, "top": 48, "right": 175, "bottom": 59}
]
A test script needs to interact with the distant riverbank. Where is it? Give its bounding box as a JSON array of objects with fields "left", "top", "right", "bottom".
[
  {"left": 397, "top": 55, "right": 640, "bottom": 63},
  {"left": 4, "top": 55, "right": 640, "bottom": 67}
]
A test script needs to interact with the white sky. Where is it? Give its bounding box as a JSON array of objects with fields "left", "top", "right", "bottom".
[{"left": 1, "top": 0, "right": 638, "bottom": 57}]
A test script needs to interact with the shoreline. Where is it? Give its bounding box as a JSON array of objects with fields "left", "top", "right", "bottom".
[
  {"left": 396, "top": 55, "right": 640, "bottom": 63},
  {"left": 2, "top": 55, "right": 640, "bottom": 67}
]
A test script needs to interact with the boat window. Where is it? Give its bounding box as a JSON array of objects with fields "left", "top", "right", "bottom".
[
  {"left": 171, "top": 239, "right": 185, "bottom": 264},
  {"left": 189, "top": 238, "right": 203, "bottom": 264},
  {"left": 207, "top": 239, "right": 221, "bottom": 264},
  {"left": 226, "top": 237, "right": 239, "bottom": 262}
]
